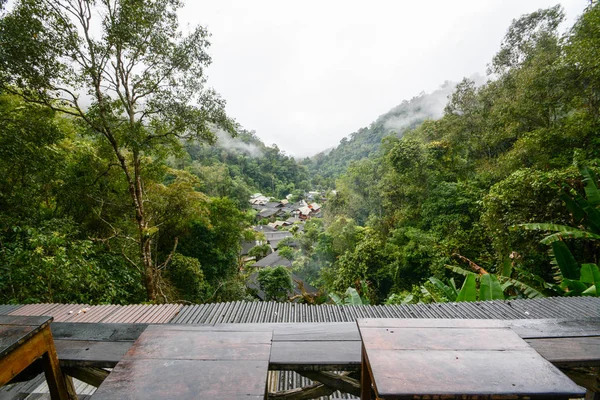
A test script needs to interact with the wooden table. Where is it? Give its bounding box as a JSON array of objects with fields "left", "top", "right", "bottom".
[
  {"left": 0, "top": 315, "right": 70, "bottom": 400},
  {"left": 357, "top": 319, "right": 586, "bottom": 400},
  {"left": 90, "top": 325, "right": 273, "bottom": 399}
]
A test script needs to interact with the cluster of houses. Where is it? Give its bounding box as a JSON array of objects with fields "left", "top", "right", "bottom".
[
  {"left": 242, "top": 192, "right": 325, "bottom": 300},
  {"left": 250, "top": 193, "right": 322, "bottom": 222}
]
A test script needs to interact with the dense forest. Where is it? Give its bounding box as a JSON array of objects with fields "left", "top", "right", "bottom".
[{"left": 0, "top": 1, "right": 599, "bottom": 305}]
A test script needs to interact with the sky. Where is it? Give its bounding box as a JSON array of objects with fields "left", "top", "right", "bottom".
[{"left": 179, "top": 1, "right": 589, "bottom": 158}]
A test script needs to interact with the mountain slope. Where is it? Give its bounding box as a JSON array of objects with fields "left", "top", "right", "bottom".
[{"left": 305, "top": 82, "right": 457, "bottom": 186}]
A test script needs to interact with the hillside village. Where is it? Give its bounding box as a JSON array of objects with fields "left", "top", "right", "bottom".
[{"left": 242, "top": 192, "right": 326, "bottom": 300}]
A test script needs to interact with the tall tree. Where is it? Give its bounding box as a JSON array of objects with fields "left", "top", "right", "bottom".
[{"left": 0, "top": 0, "right": 235, "bottom": 300}]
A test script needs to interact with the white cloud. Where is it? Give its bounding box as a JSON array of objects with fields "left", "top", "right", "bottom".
[
  {"left": 214, "top": 129, "right": 263, "bottom": 158},
  {"left": 179, "top": 0, "right": 588, "bottom": 157}
]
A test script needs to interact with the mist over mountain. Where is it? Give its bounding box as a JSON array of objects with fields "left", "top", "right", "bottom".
[{"left": 303, "top": 80, "right": 467, "bottom": 186}]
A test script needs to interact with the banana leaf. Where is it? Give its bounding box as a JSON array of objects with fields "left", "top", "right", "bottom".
[
  {"left": 559, "top": 192, "right": 585, "bottom": 222},
  {"left": 497, "top": 275, "right": 546, "bottom": 299},
  {"left": 420, "top": 285, "right": 443, "bottom": 303},
  {"left": 561, "top": 279, "right": 589, "bottom": 295},
  {"left": 582, "top": 285, "right": 598, "bottom": 296},
  {"left": 429, "top": 277, "right": 457, "bottom": 301},
  {"left": 449, "top": 278, "right": 458, "bottom": 293},
  {"left": 401, "top": 294, "right": 415, "bottom": 305},
  {"left": 580, "top": 167, "right": 600, "bottom": 207},
  {"left": 445, "top": 264, "right": 477, "bottom": 277},
  {"left": 581, "top": 202, "right": 600, "bottom": 234},
  {"left": 517, "top": 223, "right": 600, "bottom": 244},
  {"left": 580, "top": 263, "right": 600, "bottom": 296},
  {"left": 551, "top": 241, "right": 580, "bottom": 280},
  {"left": 344, "top": 287, "right": 363, "bottom": 305},
  {"left": 329, "top": 293, "right": 343, "bottom": 305},
  {"left": 501, "top": 256, "right": 513, "bottom": 277},
  {"left": 456, "top": 274, "right": 477, "bottom": 302},
  {"left": 480, "top": 274, "right": 505, "bottom": 301}
]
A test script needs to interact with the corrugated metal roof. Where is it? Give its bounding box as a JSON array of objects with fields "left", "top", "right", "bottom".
[
  {"left": 1, "top": 373, "right": 96, "bottom": 399},
  {"left": 269, "top": 371, "right": 356, "bottom": 400},
  {"left": 170, "top": 297, "right": 600, "bottom": 324},
  {"left": 8, "top": 303, "right": 64, "bottom": 316},
  {"left": 3, "top": 297, "right": 600, "bottom": 325},
  {"left": 66, "top": 305, "right": 122, "bottom": 323},
  {"left": 0, "top": 304, "right": 20, "bottom": 315},
  {"left": 101, "top": 304, "right": 182, "bottom": 323}
]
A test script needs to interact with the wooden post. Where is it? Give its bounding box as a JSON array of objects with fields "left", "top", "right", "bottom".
[
  {"left": 40, "top": 325, "right": 74, "bottom": 400},
  {"left": 360, "top": 344, "right": 372, "bottom": 400}
]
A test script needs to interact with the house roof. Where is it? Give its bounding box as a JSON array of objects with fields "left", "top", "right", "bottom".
[
  {"left": 254, "top": 225, "right": 278, "bottom": 233},
  {"left": 263, "top": 231, "right": 293, "bottom": 249},
  {"left": 298, "top": 206, "right": 312, "bottom": 215},
  {"left": 258, "top": 208, "right": 280, "bottom": 218},
  {"left": 267, "top": 221, "right": 287, "bottom": 229},
  {"left": 239, "top": 241, "right": 258, "bottom": 255},
  {"left": 265, "top": 202, "right": 284, "bottom": 208},
  {"left": 252, "top": 250, "right": 292, "bottom": 268}
]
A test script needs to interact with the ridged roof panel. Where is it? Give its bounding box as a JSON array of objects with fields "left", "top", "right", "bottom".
[{"left": 170, "top": 297, "right": 600, "bottom": 324}]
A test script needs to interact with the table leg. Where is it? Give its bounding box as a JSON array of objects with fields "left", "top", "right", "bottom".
[
  {"left": 39, "top": 325, "right": 74, "bottom": 400},
  {"left": 361, "top": 344, "right": 372, "bottom": 400}
]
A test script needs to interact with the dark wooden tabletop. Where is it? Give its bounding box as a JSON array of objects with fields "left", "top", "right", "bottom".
[
  {"left": 90, "top": 324, "right": 273, "bottom": 399},
  {"left": 357, "top": 318, "right": 586, "bottom": 400},
  {"left": 0, "top": 315, "right": 53, "bottom": 359}
]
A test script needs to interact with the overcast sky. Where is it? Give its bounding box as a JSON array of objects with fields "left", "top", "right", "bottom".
[{"left": 179, "top": 1, "right": 588, "bottom": 158}]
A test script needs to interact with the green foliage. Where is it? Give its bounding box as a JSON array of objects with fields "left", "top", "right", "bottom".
[
  {"left": 316, "top": 2, "right": 600, "bottom": 303},
  {"left": 0, "top": 219, "right": 142, "bottom": 304},
  {"left": 248, "top": 244, "right": 271, "bottom": 260},
  {"left": 456, "top": 275, "right": 477, "bottom": 302},
  {"left": 166, "top": 254, "right": 207, "bottom": 303},
  {"left": 278, "top": 246, "right": 295, "bottom": 261},
  {"left": 0, "top": 0, "right": 235, "bottom": 300},
  {"left": 517, "top": 167, "right": 600, "bottom": 297},
  {"left": 179, "top": 197, "right": 251, "bottom": 285},
  {"left": 330, "top": 281, "right": 371, "bottom": 305},
  {"left": 184, "top": 130, "right": 309, "bottom": 201},
  {"left": 257, "top": 266, "right": 293, "bottom": 302},
  {"left": 479, "top": 274, "right": 505, "bottom": 301}
]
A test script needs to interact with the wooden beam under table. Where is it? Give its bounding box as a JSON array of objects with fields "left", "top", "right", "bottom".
[{"left": 0, "top": 323, "right": 73, "bottom": 400}]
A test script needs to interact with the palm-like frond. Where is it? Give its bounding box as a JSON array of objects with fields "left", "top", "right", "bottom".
[
  {"left": 445, "top": 264, "right": 477, "bottom": 277},
  {"left": 480, "top": 274, "right": 505, "bottom": 300},
  {"left": 580, "top": 167, "right": 600, "bottom": 207},
  {"left": 496, "top": 275, "right": 546, "bottom": 298},
  {"left": 516, "top": 223, "right": 600, "bottom": 244},
  {"left": 429, "top": 277, "right": 457, "bottom": 301}
]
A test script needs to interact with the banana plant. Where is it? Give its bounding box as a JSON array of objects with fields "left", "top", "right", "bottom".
[
  {"left": 330, "top": 280, "right": 371, "bottom": 305},
  {"left": 428, "top": 265, "right": 505, "bottom": 302},
  {"left": 518, "top": 167, "right": 600, "bottom": 296}
]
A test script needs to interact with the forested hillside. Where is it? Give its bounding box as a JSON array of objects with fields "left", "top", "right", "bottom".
[
  {"left": 305, "top": 82, "right": 459, "bottom": 188},
  {"left": 0, "top": 1, "right": 599, "bottom": 306},
  {"left": 0, "top": 0, "right": 310, "bottom": 305},
  {"left": 291, "top": 4, "right": 600, "bottom": 303},
  {"left": 182, "top": 129, "right": 309, "bottom": 207}
]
